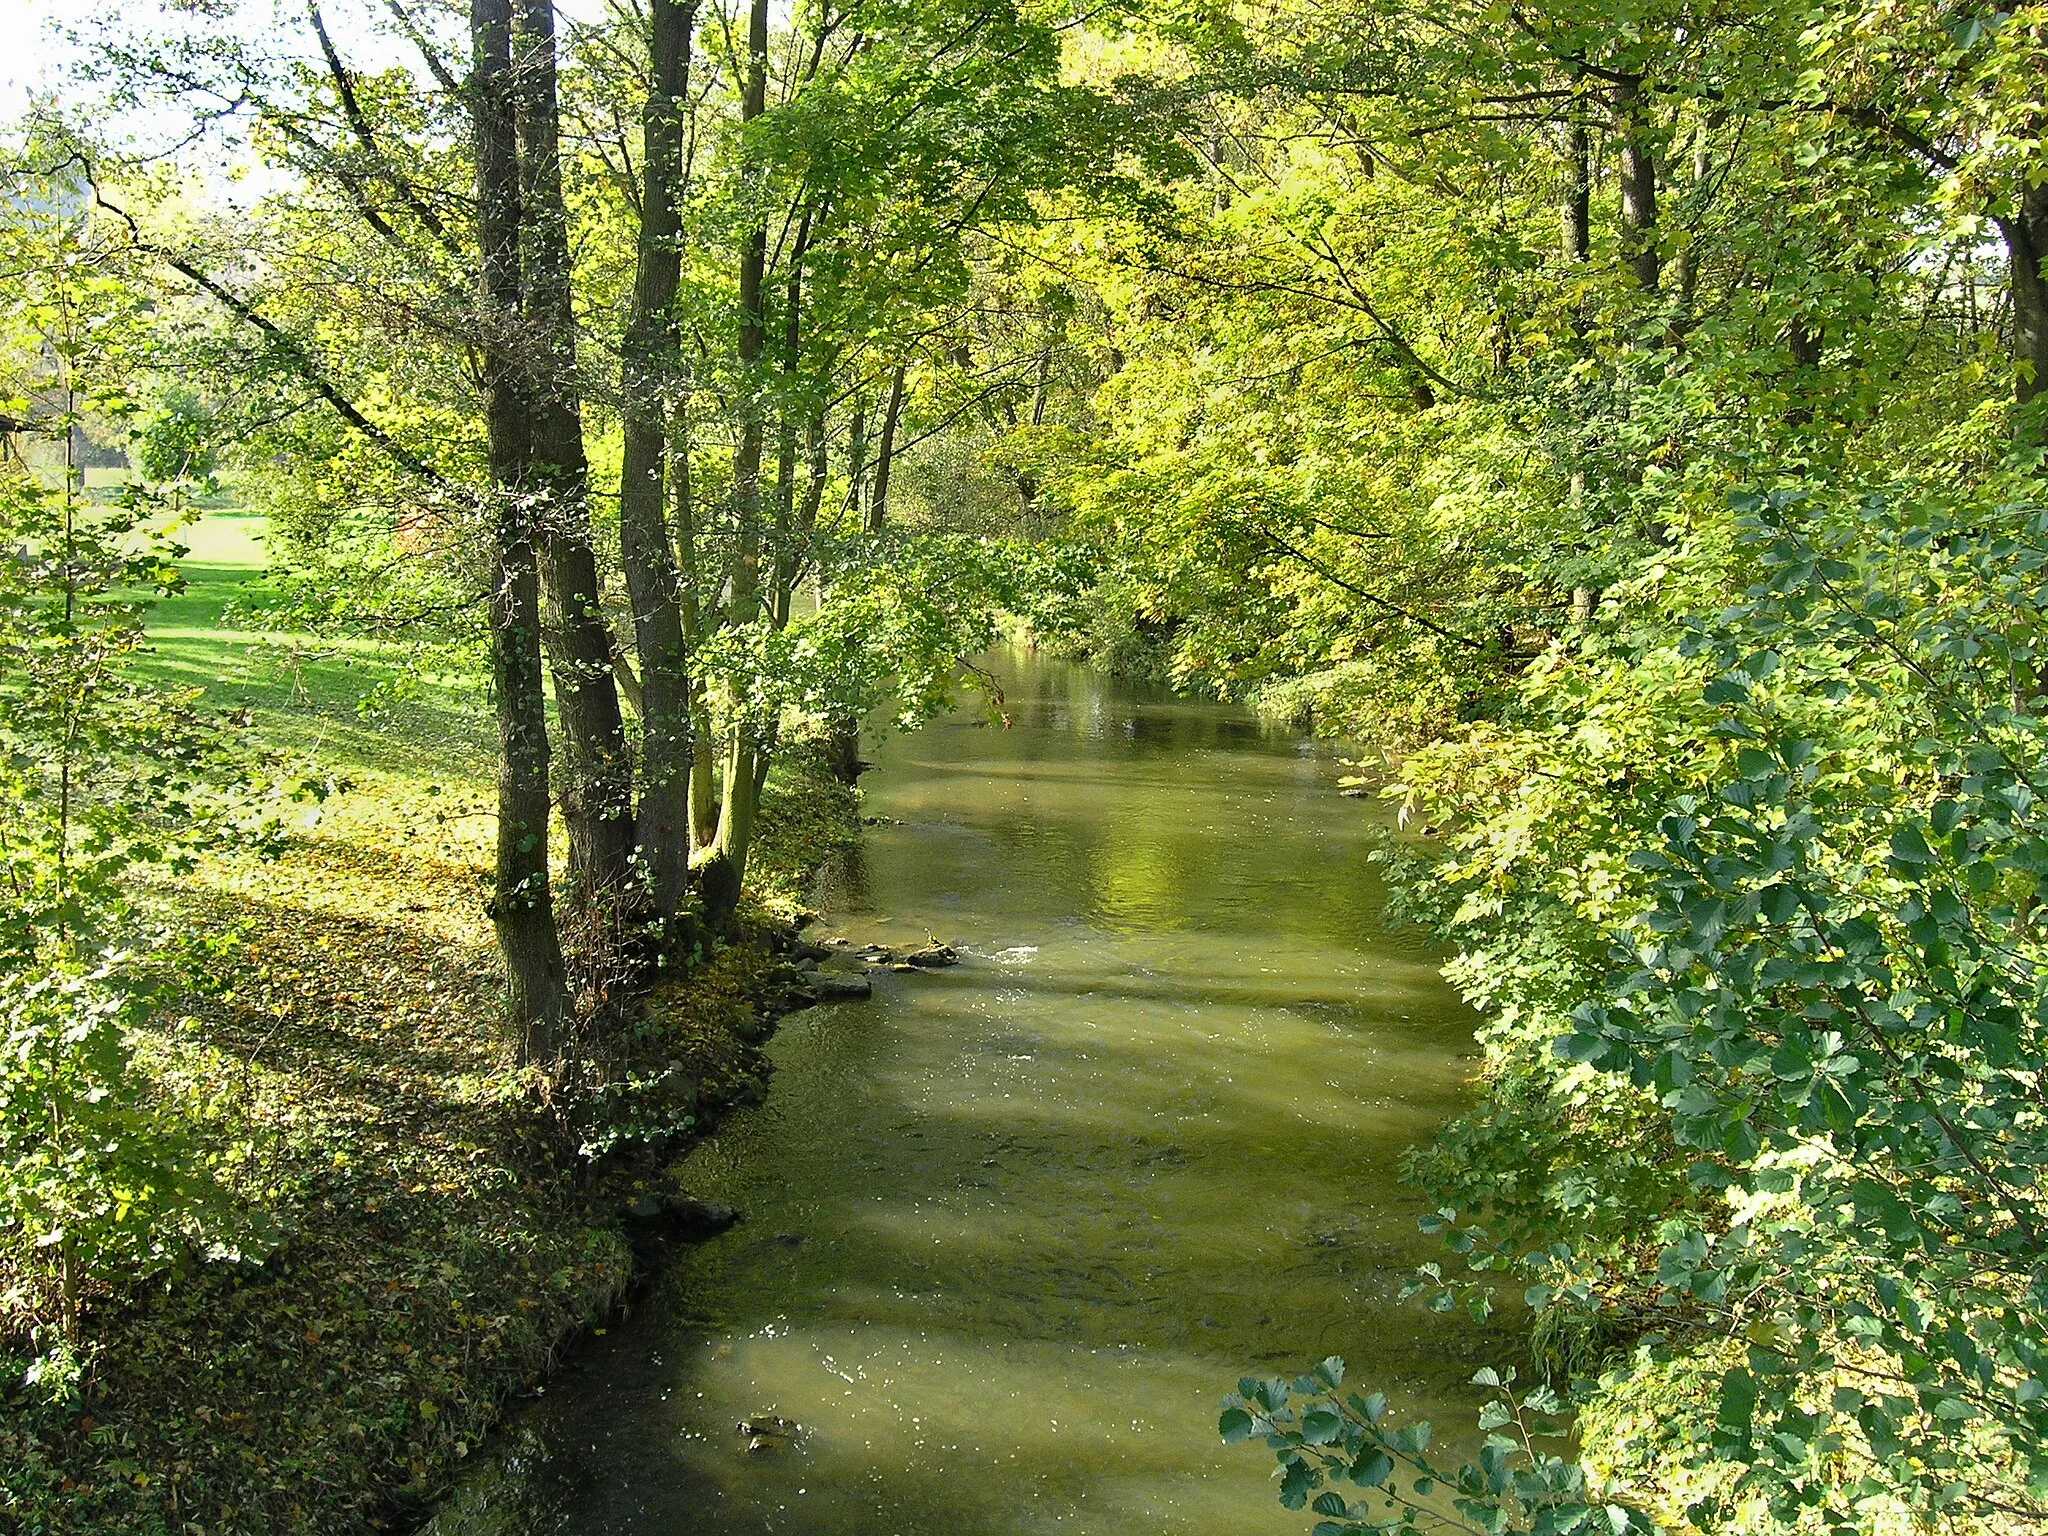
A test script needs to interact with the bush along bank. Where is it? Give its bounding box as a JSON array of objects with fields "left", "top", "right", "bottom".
[{"left": 0, "top": 750, "right": 863, "bottom": 1536}]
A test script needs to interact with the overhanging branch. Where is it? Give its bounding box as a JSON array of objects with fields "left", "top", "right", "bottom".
[{"left": 95, "top": 189, "right": 442, "bottom": 484}]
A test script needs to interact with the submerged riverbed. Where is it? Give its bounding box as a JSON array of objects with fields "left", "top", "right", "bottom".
[{"left": 436, "top": 653, "right": 1490, "bottom": 1535}]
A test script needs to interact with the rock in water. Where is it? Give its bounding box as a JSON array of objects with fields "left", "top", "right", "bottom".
[
  {"left": 667, "top": 1198, "right": 741, "bottom": 1238},
  {"left": 623, "top": 1193, "right": 669, "bottom": 1227},
  {"left": 626, "top": 1194, "right": 741, "bottom": 1239},
  {"left": 905, "top": 942, "right": 959, "bottom": 968},
  {"left": 811, "top": 973, "right": 873, "bottom": 1002},
  {"left": 739, "top": 1414, "right": 799, "bottom": 1454}
]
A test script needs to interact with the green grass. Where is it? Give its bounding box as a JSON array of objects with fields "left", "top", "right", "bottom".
[{"left": 134, "top": 510, "right": 492, "bottom": 776}]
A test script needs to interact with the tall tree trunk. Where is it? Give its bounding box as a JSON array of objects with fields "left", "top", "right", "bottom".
[
  {"left": 673, "top": 406, "right": 721, "bottom": 853},
  {"left": 2001, "top": 181, "right": 2048, "bottom": 443},
  {"left": 776, "top": 408, "right": 828, "bottom": 628},
  {"left": 770, "top": 213, "right": 812, "bottom": 628},
  {"left": 472, "top": 0, "right": 567, "bottom": 1053},
  {"left": 866, "top": 363, "right": 907, "bottom": 534},
  {"left": 1015, "top": 348, "right": 1050, "bottom": 528},
  {"left": 831, "top": 364, "right": 905, "bottom": 784},
  {"left": 822, "top": 394, "right": 866, "bottom": 782},
  {"left": 696, "top": 0, "right": 770, "bottom": 927},
  {"left": 844, "top": 400, "right": 867, "bottom": 525},
  {"left": 1561, "top": 107, "right": 1590, "bottom": 266},
  {"left": 795, "top": 409, "right": 828, "bottom": 599},
  {"left": 516, "top": 0, "right": 636, "bottom": 903},
  {"left": 1785, "top": 315, "right": 1824, "bottom": 427},
  {"left": 618, "top": 0, "right": 698, "bottom": 921},
  {"left": 1613, "top": 73, "right": 1660, "bottom": 295},
  {"left": 1562, "top": 78, "right": 1599, "bottom": 626},
  {"left": 1665, "top": 131, "right": 1711, "bottom": 332},
  {"left": 770, "top": 214, "right": 811, "bottom": 626}
]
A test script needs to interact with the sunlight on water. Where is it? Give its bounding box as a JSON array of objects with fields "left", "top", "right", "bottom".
[{"left": 432, "top": 652, "right": 1494, "bottom": 1535}]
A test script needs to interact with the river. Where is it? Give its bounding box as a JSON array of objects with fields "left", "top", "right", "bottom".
[{"left": 434, "top": 651, "right": 1489, "bottom": 1535}]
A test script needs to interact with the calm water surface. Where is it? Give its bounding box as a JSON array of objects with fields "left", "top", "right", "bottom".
[{"left": 437, "top": 653, "right": 1489, "bottom": 1535}]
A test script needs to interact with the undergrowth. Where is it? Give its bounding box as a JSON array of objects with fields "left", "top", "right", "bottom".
[{"left": 0, "top": 516, "right": 852, "bottom": 1535}]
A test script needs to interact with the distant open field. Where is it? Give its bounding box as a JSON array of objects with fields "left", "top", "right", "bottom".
[{"left": 135, "top": 509, "right": 493, "bottom": 776}]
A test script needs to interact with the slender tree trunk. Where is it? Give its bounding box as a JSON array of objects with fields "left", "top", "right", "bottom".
[
  {"left": 823, "top": 394, "right": 867, "bottom": 781},
  {"left": 2002, "top": 181, "right": 2048, "bottom": 442},
  {"left": 866, "top": 363, "right": 907, "bottom": 534},
  {"left": 844, "top": 400, "right": 867, "bottom": 525},
  {"left": 473, "top": 0, "right": 567, "bottom": 1052},
  {"left": 1562, "top": 79, "right": 1600, "bottom": 626},
  {"left": 770, "top": 213, "right": 812, "bottom": 628},
  {"left": 770, "top": 214, "right": 815, "bottom": 626},
  {"left": 516, "top": 0, "right": 636, "bottom": 903},
  {"left": 1613, "top": 73, "right": 1660, "bottom": 295},
  {"left": 1664, "top": 131, "right": 1712, "bottom": 334},
  {"left": 1561, "top": 107, "right": 1590, "bottom": 266},
  {"left": 729, "top": 0, "right": 769, "bottom": 541},
  {"left": 696, "top": 0, "right": 771, "bottom": 927},
  {"left": 1785, "top": 315, "right": 1824, "bottom": 427},
  {"left": 674, "top": 408, "right": 721, "bottom": 852},
  {"left": 1015, "top": 348, "right": 1050, "bottom": 527},
  {"left": 833, "top": 362, "right": 906, "bottom": 785},
  {"left": 833, "top": 363, "right": 905, "bottom": 785},
  {"left": 796, "top": 410, "right": 827, "bottom": 589},
  {"left": 776, "top": 408, "right": 827, "bottom": 627},
  {"left": 618, "top": 0, "right": 698, "bottom": 921}
]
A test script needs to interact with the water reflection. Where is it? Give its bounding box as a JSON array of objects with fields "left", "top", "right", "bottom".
[{"left": 433, "top": 651, "right": 1490, "bottom": 1536}]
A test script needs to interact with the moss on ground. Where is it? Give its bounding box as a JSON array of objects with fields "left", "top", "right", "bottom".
[{"left": 0, "top": 514, "right": 853, "bottom": 1535}]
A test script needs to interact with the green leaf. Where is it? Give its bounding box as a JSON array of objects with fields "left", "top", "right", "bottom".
[
  {"left": 1302, "top": 1408, "right": 1344, "bottom": 1445},
  {"left": 1350, "top": 1449, "right": 1394, "bottom": 1487}
]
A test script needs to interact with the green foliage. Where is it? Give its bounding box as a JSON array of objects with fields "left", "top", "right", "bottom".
[
  {"left": 132, "top": 384, "right": 216, "bottom": 485},
  {"left": 1552, "top": 481, "right": 2048, "bottom": 1526},
  {"left": 0, "top": 465, "right": 287, "bottom": 1381},
  {"left": 0, "top": 176, "right": 312, "bottom": 1380},
  {"left": 1221, "top": 1356, "right": 1654, "bottom": 1536},
  {"left": 1376, "top": 478, "right": 2048, "bottom": 1532},
  {"left": 1143, "top": 0, "right": 2048, "bottom": 1529},
  {"left": 0, "top": 964, "right": 207, "bottom": 1398},
  {"left": 695, "top": 531, "right": 1088, "bottom": 738}
]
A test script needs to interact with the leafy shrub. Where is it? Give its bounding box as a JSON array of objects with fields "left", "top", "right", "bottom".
[
  {"left": 133, "top": 384, "right": 216, "bottom": 484},
  {"left": 0, "top": 464, "right": 285, "bottom": 1385}
]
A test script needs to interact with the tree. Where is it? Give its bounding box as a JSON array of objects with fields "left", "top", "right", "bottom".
[
  {"left": 0, "top": 158, "right": 268, "bottom": 1378},
  {"left": 471, "top": 0, "right": 573, "bottom": 1046},
  {"left": 615, "top": 0, "right": 700, "bottom": 925}
]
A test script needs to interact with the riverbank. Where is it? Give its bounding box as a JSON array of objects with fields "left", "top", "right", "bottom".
[{"left": 0, "top": 518, "right": 861, "bottom": 1536}]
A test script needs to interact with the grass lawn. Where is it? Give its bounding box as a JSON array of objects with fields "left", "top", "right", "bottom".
[
  {"left": 0, "top": 510, "right": 845, "bottom": 1535},
  {"left": 139, "top": 510, "right": 494, "bottom": 773}
]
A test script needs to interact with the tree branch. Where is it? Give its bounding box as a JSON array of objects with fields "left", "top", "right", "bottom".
[
  {"left": 95, "top": 190, "right": 441, "bottom": 484},
  {"left": 308, "top": 0, "right": 465, "bottom": 258},
  {"left": 1254, "top": 523, "right": 1487, "bottom": 649}
]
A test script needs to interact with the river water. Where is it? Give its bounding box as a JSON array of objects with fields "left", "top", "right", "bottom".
[{"left": 436, "top": 652, "right": 1489, "bottom": 1535}]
